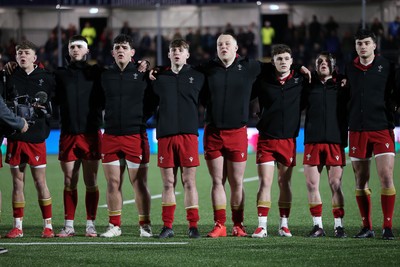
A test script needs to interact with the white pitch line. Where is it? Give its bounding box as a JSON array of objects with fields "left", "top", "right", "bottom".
[
  {"left": 243, "top": 176, "right": 258, "bottom": 182},
  {"left": 99, "top": 178, "right": 260, "bottom": 208},
  {"left": 0, "top": 242, "right": 188, "bottom": 246},
  {"left": 99, "top": 192, "right": 182, "bottom": 208}
]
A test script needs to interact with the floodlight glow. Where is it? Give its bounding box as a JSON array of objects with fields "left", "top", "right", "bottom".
[
  {"left": 89, "top": 7, "right": 98, "bottom": 14},
  {"left": 269, "top": 4, "right": 279, "bottom": 11}
]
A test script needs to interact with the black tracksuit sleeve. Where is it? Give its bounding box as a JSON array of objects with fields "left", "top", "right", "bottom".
[
  {"left": 393, "top": 67, "right": 400, "bottom": 111},
  {"left": 0, "top": 95, "right": 25, "bottom": 132},
  {"left": 144, "top": 75, "right": 158, "bottom": 122}
]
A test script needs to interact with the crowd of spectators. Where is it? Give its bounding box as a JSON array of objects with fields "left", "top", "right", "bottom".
[{"left": 1, "top": 15, "right": 400, "bottom": 73}]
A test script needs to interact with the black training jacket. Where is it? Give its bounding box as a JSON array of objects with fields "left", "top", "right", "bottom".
[
  {"left": 54, "top": 61, "right": 104, "bottom": 134},
  {"left": 1, "top": 66, "right": 54, "bottom": 143},
  {"left": 345, "top": 55, "right": 397, "bottom": 131},
  {"left": 151, "top": 64, "right": 205, "bottom": 139},
  {"left": 199, "top": 56, "right": 261, "bottom": 129},
  {"left": 254, "top": 63, "right": 305, "bottom": 139},
  {"left": 101, "top": 62, "right": 152, "bottom": 135},
  {"left": 303, "top": 72, "right": 348, "bottom": 146}
]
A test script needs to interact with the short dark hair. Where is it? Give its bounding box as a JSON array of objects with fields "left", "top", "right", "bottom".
[
  {"left": 113, "top": 34, "right": 134, "bottom": 48},
  {"left": 271, "top": 44, "right": 292, "bottom": 57},
  {"left": 169, "top": 39, "right": 189, "bottom": 50},
  {"left": 15, "top": 40, "right": 37, "bottom": 52},
  {"left": 69, "top": 35, "right": 88, "bottom": 44},
  {"left": 354, "top": 28, "right": 376, "bottom": 43}
]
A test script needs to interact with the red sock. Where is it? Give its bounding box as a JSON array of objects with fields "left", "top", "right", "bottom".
[
  {"left": 257, "top": 206, "right": 270, "bottom": 217},
  {"left": 12, "top": 202, "right": 25, "bottom": 218},
  {"left": 109, "top": 214, "right": 121, "bottom": 227},
  {"left": 279, "top": 208, "right": 291, "bottom": 218},
  {"left": 332, "top": 207, "right": 345, "bottom": 218},
  {"left": 162, "top": 204, "right": 176, "bottom": 228},
  {"left": 381, "top": 193, "right": 396, "bottom": 228},
  {"left": 13, "top": 207, "right": 24, "bottom": 218},
  {"left": 186, "top": 208, "right": 199, "bottom": 228},
  {"left": 310, "top": 204, "right": 322, "bottom": 217},
  {"left": 139, "top": 215, "right": 151, "bottom": 226},
  {"left": 39, "top": 198, "right": 52, "bottom": 219},
  {"left": 64, "top": 189, "right": 78, "bottom": 220},
  {"left": 214, "top": 209, "right": 226, "bottom": 225},
  {"left": 85, "top": 188, "right": 99, "bottom": 221},
  {"left": 356, "top": 194, "right": 372, "bottom": 229},
  {"left": 231, "top": 209, "right": 244, "bottom": 226}
]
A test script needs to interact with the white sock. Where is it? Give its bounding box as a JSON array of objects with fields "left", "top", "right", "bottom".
[
  {"left": 312, "top": 216, "right": 323, "bottom": 228},
  {"left": 65, "top": 219, "right": 74, "bottom": 228},
  {"left": 258, "top": 216, "right": 267, "bottom": 229},
  {"left": 14, "top": 217, "right": 23, "bottom": 230},
  {"left": 280, "top": 217, "right": 288, "bottom": 228},
  {"left": 86, "top": 220, "right": 95, "bottom": 227},
  {"left": 334, "top": 218, "right": 343, "bottom": 228},
  {"left": 44, "top": 218, "right": 52, "bottom": 229}
]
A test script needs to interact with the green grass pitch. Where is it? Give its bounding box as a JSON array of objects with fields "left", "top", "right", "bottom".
[{"left": 0, "top": 153, "right": 399, "bottom": 266}]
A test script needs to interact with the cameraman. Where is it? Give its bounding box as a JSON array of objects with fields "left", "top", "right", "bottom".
[
  {"left": 0, "top": 94, "right": 28, "bottom": 254},
  {"left": 0, "top": 95, "right": 29, "bottom": 135},
  {"left": 0, "top": 40, "right": 55, "bottom": 239}
]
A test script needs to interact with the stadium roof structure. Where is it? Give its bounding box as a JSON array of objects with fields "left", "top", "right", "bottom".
[{"left": 0, "top": 0, "right": 386, "bottom": 7}]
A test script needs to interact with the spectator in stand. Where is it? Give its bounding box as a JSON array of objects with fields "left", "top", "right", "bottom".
[
  {"left": 120, "top": 21, "right": 132, "bottom": 37},
  {"left": 139, "top": 32, "right": 152, "bottom": 58},
  {"left": 81, "top": 21, "right": 96, "bottom": 48},
  {"left": 98, "top": 28, "right": 114, "bottom": 66},
  {"left": 324, "top": 30, "right": 342, "bottom": 68},
  {"left": 261, "top": 21, "right": 275, "bottom": 58},
  {"left": 224, "top": 23, "right": 235, "bottom": 36},
  {"left": 245, "top": 23, "right": 257, "bottom": 58},
  {"left": 237, "top": 27, "right": 247, "bottom": 50},
  {"left": 131, "top": 28, "right": 141, "bottom": 48},
  {"left": 297, "top": 21, "right": 307, "bottom": 45},
  {"left": 324, "top": 16, "right": 339, "bottom": 37},
  {"left": 66, "top": 24, "right": 78, "bottom": 39},
  {"left": 201, "top": 27, "right": 215, "bottom": 58},
  {"left": 172, "top": 28, "right": 183, "bottom": 40},
  {"left": 309, "top": 15, "right": 322, "bottom": 45},
  {"left": 370, "top": 18, "right": 384, "bottom": 38},
  {"left": 388, "top": 16, "right": 400, "bottom": 46},
  {"left": 186, "top": 28, "right": 195, "bottom": 47},
  {"left": 341, "top": 31, "right": 355, "bottom": 65}
]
